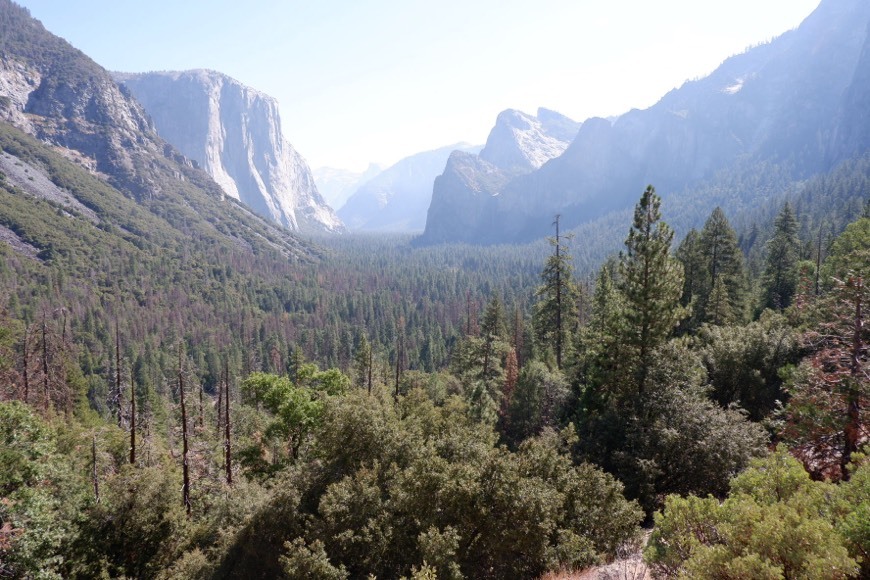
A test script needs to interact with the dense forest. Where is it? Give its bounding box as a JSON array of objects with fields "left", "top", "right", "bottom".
[{"left": 1, "top": 133, "right": 868, "bottom": 577}]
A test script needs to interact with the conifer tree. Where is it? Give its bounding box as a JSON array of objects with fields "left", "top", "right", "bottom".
[
  {"left": 763, "top": 203, "right": 801, "bottom": 310},
  {"left": 619, "top": 186, "right": 686, "bottom": 392},
  {"left": 698, "top": 207, "right": 746, "bottom": 323},
  {"left": 535, "top": 215, "right": 579, "bottom": 370},
  {"left": 353, "top": 335, "right": 373, "bottom": 394}
]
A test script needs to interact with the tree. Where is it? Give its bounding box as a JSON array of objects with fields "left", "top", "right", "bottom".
[
  {"left": 618, "top": 186, "right": 687, "bottom": 393},
  {"left": 782, "top": 274, "right": 868, "bottom": 481},
  {"left": 646, "top": 449, "right": 859, "bottom": 579},
  {"left": 762, "top": 203, "right": 801, "bottom": 310},
  {"left": 675, "top": 228, "right": 704, "bottom": 329},
  {"left": 353, "top": 334, "right": 373, "bottom": 394},
  {"left": 535, "top": 215, "right": 579, "bottom": 370},
  {"left": 697, "top": 207, "right": 747, "bottom": 324}
]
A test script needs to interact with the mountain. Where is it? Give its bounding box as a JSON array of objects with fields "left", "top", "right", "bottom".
[
  {"left": 115, "top": 70, "right": 342, "bottom": 234},
  {"left": 419, "top": 107, "right": 580, "bottom": 244},
  {"left": 314, "top": 163, "right": 383, "bottom": 210},
  {"left": 0, "top": 0, "right": 315, "bottom": 262},
  {"left": 479, "top": 108, "right": 580, "bottom": 174},
  {"left": 337, "top": 143, "right": 480, "bottom": 232},
  {"left": 420, "top": 0, "right": 870, "bottom": 245}
]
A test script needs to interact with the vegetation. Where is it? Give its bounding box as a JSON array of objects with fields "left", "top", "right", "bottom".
[{"left": 0, "top": 111, "right": 869, "bottom": 575}]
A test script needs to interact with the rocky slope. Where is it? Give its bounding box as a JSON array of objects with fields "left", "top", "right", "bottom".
[
  {"left": 338, "top": 143, "right": 479, "bottom": 232},
  {"left": 419, "top": 108, "right": 579, "bottom": 244},
  {"left": 479, "top": 108, "right": 579, "bottom": 173},
  {"left": 0, "top": 0, "right": 313, "bottom": 261},
  {"left": 421, "top": 0, "right": 870, "bottom": 244},
  {"left": 116, "top": 70, "right": 342, "bottom": 234}
]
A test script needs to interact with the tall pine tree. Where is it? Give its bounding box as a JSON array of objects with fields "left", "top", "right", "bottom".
[
  {"left": 535, "top": 215, "right": 579, "bottom": 370},
  {"left": 619, "top": 186, "right": 687, "bottom": 393},
  {"left": 763, "top": 202, "right": 801, "bottom": 310}
]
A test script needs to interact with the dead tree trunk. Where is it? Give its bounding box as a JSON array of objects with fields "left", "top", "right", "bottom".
[
  {"left": 224, "top": 357, "right": 232, "bottom": 486},
  {"left": 21, "top": 327, "right": 30, "bottom": 404},
  {"left": 114, "top": 320, "right": 122, "bottom": 428},
  {"left": 179, "top": 348, "right": 191, "bottom": 516},
  {"left": 41, "top": 310, "right": 49, "bottom": 413},
  {"left": 129, "top": 373, "right": 136, "bottom": 465},
  {"left": 92, "top": 433, "right": 100, "bottom": 503}
]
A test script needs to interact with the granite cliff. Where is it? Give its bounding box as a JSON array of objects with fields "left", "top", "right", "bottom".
[{"left": 116, "top": 70, "right": 342, "bottom": 234}]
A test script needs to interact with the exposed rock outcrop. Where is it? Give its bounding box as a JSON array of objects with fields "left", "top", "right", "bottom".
[
  {"left": 116, "top": 70, "right": 342, "bottom": 233},
  {"left": 338, "top": 143, "right": 479, "bottom": 232}
]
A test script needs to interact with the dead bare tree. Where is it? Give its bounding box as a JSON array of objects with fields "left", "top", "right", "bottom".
[{"left": 178, "top": 346, "right": 191, "bottom": 516}]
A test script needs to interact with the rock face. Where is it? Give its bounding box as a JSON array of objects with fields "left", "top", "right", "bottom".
[
  {"left": 479, "top": 108, "right": 579, "bottom": 173},
  {"left": 116, "top": 70, "right": 342, "bottom": 233},
  {"left": 338, "top": 143, "right": 479, "bottom": 232},
  {"left": 421, "top": 0, "right": 870, "bottom": 244},
  {"left": 418, "top": 108, "right": 579, "bottom": 244},
  {"left": 0, "top": 0, "right": 312, "bottom": 261}
]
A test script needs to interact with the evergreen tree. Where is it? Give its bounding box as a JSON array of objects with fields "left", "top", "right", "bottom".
[
  {"left": 534, "top": 215, "right": 579, "bottom": 370},
  {"left": 675, "top": 228, "right": 704, "bottom": 316},
  {"left": 698, "top": 207, "right": 747, "bottom": 324},
  {"left": 618, "top": 186, "right": 687, "bottom": 392},
  {"left": 762, "top": 203, "right": 801, "bottom": 310},
  {"left": 353, "top": 335, "right": 373, "bottom": 393}
]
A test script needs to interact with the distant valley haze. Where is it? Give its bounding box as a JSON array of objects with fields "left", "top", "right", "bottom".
[{"left": 16, "top": 0, "right": 818, "bottom": 173}]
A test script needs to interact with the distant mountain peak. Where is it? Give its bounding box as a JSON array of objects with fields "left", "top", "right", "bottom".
[{"left": 479, "top": 108, "right": 580, "bottom": 173}]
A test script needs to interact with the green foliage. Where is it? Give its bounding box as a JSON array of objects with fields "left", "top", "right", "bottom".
[
  {"left": 77, "top": 464, "right": 189, "bottom": 579},
  {"left": 762, "top": 203, "right": 801, "bottom": 311},
  {"left": 241, "top": 369, "right": 348, "bottom": 469},
  {"left": 535, "top": 217, "right": 580, "bottom": 369},
  {"left": 619, "top": 186, "right": 687, "bottom": 392},
  {"left": 646, "top": 449, "right": 860, "bottom": 579},
  {"left": 820, "top": 217, "right": 870, "bottom": 284},
  {"left": 220, "top": 390, "right": 641, "bottom": 579},
  {"left": 696, "top": 311, "right": 800, "bottom": 420},
  {"left": 0, "top": 402, "right": 88, "bottom": 579},
  {"left": 502, "top": 361, "right": 568, "bottom": 445},
  {"left": 281, "top": 538, "right": 349, "bottom": 580}
]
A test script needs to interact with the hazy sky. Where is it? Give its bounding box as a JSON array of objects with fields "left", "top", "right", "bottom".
[{"left": 18, "top": 0, "right": 820, "bottom": 171}]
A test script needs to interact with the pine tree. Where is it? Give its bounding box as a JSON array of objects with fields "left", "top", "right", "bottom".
[
  {"left": 763, "top": 203, "right": 801, "bottom": 310},
  {"left": 698, "top": 207, "right": 746, "bottom": 323},
  {"left": 619, "top": 186, "right": 687, "bottom": 393},
  {"left": 353, "top": 334, "right": 373, "bottom": 393},
  {"left": 535, "top": 215, "right": 580, "bottom": 370}
]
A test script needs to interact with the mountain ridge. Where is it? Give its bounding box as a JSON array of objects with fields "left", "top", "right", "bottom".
[{"left": 420, "top": 0, "right": 870, "bottom": 245}]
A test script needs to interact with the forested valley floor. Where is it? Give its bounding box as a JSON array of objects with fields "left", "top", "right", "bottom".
[{"left": 1, "top": 174, "right": 869, "bottom": 578}]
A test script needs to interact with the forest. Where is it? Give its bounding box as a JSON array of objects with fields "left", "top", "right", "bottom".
[{"left": 1, "top": 138, "right": 869, "bottom": 577}]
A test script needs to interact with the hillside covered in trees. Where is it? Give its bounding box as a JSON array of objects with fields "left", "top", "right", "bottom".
[
  {"left": 1, "top": 174, "right": 868, "bottom": 576},
  {"left": 1, "top": 0, "right": 870, "bottom": 578}
]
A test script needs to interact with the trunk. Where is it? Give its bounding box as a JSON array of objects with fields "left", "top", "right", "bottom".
[
  {"left": 22, "top": 327, "right": 29, "bottom": 404},
  {"left": 224, "top": 357, "right": 232, "bottom": 486},
  {"left": 129, "top": 373, "right": 136, "bottom": 465},
  {"left": 179, "top": 349, "right": 191, "bottom": 516},
  {"left": 367, "top": 347, "right": 373, "bottom": 395},
  {"left": 814, "top": 226, "right": 823, "bottom": 296},
  {"left": 115, "top": 320, "right": 122, "bottom": 428},
  {"left": 216, "top": 362, "right": 224, "bottom": 437},
  {"left": 41, "top": 311, "right": 49, "bottom": 412},
  {"left": 841, "top": 276, "right": 864, "bottom": 480},
  {"left": 555, "top": 215, "right": 563, "bottom": 370},
  {"left": 198, "top": 382, "right": 204, "bottom": 430},
  {"left": 92, "top": 433, "right": 100, "bottom": 503}
]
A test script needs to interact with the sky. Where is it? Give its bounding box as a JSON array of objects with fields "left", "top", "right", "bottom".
[{"left": 17, "top": 0, "right": 821, "bottom": 172}]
